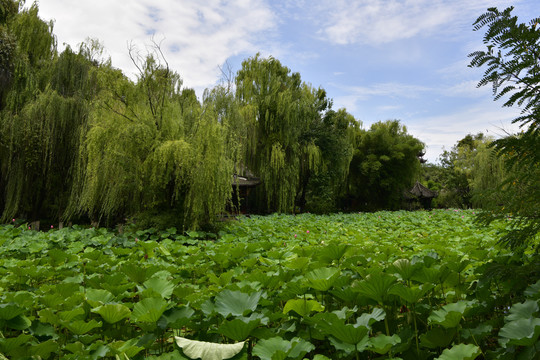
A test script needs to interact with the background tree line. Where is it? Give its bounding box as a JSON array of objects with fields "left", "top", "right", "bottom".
[
  {"left": 0, "top": 1, "right": 427, "bottom": 230},
  {"left": 1, "top": 2, "right": 536, "bottom": 244}
]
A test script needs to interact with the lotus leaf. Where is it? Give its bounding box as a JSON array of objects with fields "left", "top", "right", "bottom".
[
  {"left": 132, "top": 297, "right": 169, "bottom": 323},
  {"left": 215, "top": 290, "right": 261, "bottom": 317},
  {"left": 499, "top": 318, "right": 540, "bottom": 347},
  {"left": 317, "top": 312, "right": 370, "bottom": 345},
  {"left": 218, "top": 317, "right": 261, "bottom": 341},
  {"left": 354, "top": 272, "right": 397, "bottom": 304},
  {"left": 63, "top": 319, "right": 102, "bottom": 335},
  {"left": 141, "top": 277, "right": 175, "bottom": 299},
  {"left": 524, "top": 280, "right": 540, "bottom": 299},
  {"left": 252, "top": 336, "right": 314, "bottom": 360},
  {"left": 29, "top": 339, "right": 58, "bottom": 358},
  {"left": 368, "top": 334, "right": 401, "bottom": 354},
  {"left": 109, "top": 338, "right": 144, "bottom": 358},
  {"left": 91, "top": 304, "right": 131, "bottom": 324},
  {"left": 85, "top": 288, "right": 115, "bottom": 307},
  {"left": 0, "top": 304, "right": 24, "bottom": 320},
  {"left": 356, "top": 307, "right": 386, "bottom": 327},
  {"left": 283, "top": 299, "right": 324, "bottom": 317},
  {"left": 6, "top": 314, "right": 31, "bottom": 330},
  {"left": 0, "top": 334, "right": 33, "bottom": 354},
  {"left": 428, "top": 301, "right": 471, "bottom": 328},
  {"left": 175, "top": 337, "right": 245, "bottom": 360},
  {"left": 157, "top": 306, "right": 195, "bottom": 330},
  {"left": 420, "top": 327, "right": 456, "bottom": 349},
  {"left": 505, "top": 299, "right": 538, "bottom": 322},
  {"left": 305, "top": 267, "right": 340, "bottom": 291},
  {"left": 435, "top": 343, "right": 481, "bottom": 360}
]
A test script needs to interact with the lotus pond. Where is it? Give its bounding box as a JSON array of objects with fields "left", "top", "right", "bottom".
[{"left": 0, "top": 210, "right": 539, "bottom": 359}]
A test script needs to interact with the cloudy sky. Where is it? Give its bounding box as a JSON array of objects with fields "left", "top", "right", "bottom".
[{"left": 35, "top": 0, "right": 536, "bottom": 162}]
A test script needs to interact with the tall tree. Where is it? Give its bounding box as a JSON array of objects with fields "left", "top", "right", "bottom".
[
  {"left": 0, "top": 4, "right": 96, "bottom": 224},
  {"left": 235, "top": 54, "right": 327, "bottom": 213},
  {"left": 469, "top": 7, "right": 540, "bottom": 249},
  {"left": 346, "top": 120, "right": 424, "bottom": 210},
  {"left": 68, "top": 45, "right": 234, "bottom": 229}
]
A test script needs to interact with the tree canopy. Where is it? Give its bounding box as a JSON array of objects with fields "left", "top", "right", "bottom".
[
  {"left": 468, "top": 6, "right": 540, "bottom": 249},
  {"left": 0, "top": 4, "right": 429, "bottom": 229}
]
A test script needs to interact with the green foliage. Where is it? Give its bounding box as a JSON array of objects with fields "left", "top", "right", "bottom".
[
  {"left": 1, "top": 210, "right": 537, "bottom": 358},
  {"left": 68, "top": 47, "right": 234, "bottom": 229},
  {"left": 469, "top": 7, "right": 540, "bottom": 249},
  {"left": 236, "top": 54, "right": 350, "bottom": 213},
  {"left": 346, "top": 120, "right": 424, "bottom": 210},
  {"left": 0, "top": 47, "right": 96, "bottom": 222}
]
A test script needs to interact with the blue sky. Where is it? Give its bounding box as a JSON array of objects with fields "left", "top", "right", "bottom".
[{"left": 36, "top": 0, "right": 537, "bottom": 162}]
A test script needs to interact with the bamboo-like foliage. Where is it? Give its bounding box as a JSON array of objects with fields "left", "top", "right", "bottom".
[{"left": 346, "top": 120, "right": 424, "bottom": 210}]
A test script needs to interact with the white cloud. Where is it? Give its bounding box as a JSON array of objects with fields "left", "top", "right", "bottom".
[
  {"left": 35, "top": 0, "right": 276, "bottom": 96},
  {"left": 335, "top": 82, "right": 433, "bottom": 101},
  {"left": 408, "top": 101, "right": 522, "bottom": 163},
  {"left": 317, "top": 0, "right": 521, "bottom": 45}
]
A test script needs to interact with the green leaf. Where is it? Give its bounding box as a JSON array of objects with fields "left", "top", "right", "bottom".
[
  {"left": 354, "top": 272, "right": 397, "bottom": 304},
  {"left": 59, "top": 307, "right": 86, "bottom": 322},
  {"left": 283, "top": 299, "right": 324, "bottom": 317},
  {"left": 215, "top": 290, "right": 260, "bottom": 317},
  {"left": 85, "top": 288, "right": 115, "bottom": 308},
  {"left": 109, "top": 338, "right": 144, "bottom": 358},
  {"left": 132, "top": 297, "right": 169, "bottom": 323},
  {"left": 313, "top": 356, "right": 331, "bottom": 360},
  {"left": 252, "top": 337, "right": 314, "bottom": 360},
  {"left": 317, "top": 312, "right": 369, "bottom": 345},
  {"left": 6, "top": 314, "right": 31, "bottom": 330},
  {"left": 218, "top": 318, "right": 260, "bottom": 341},
  {"left": 316, "top": 243, "right": 349, "bottom": 264},
  {"left": 91, "top": 304, "right": 131, "bottom": 324},
  {"left": 0, "top": 334, "right": 33, "bottom": 354},
  {"left": 305, "top": 267, "right": 340, "bottom": 291},
  {"left": 64, "top": 319, "right": 102, "bottom": 335},
  {"left": 390, "top": 258, "right": 420, "bottom": 281},
  {"left": 428, "top": 301, "right": 471, "bottom": 328},
  {"left": 499, "top": 318, "right": 540, "bottom": 347},
  {"left": 0, "top": 304, "right": 24, "bottom": 320},
  {"left": 368, "top": 334, "right": 401, "bottom": 354},
  {"left": 142, "top": 277, "right": 175, "bottom": 299},
  {"left": 157, "top": 306, "right": 195, "bottom": 330},
  {"left": 435, "top": 343, "right": 481, "bottom": 360},
  {"left": 524, "top": 280, "right": 540, "bottom": 299},
  {"left": 388, "top": 283, "right": 432, "bottom": 304},
  {"left": 356, "top": 307, "right": 386, "bottom": 327},
  {"left": 30, "top": 339, "right": 58, "bottom": 359},
  {"left": 505, "top": 299, "right": 538, "bottom": 322},
  {"left": 175, "top": 337, "right": 245, "bottom": 360},
  {"left": 122, "top": 263, "right": 150, "bottom": 284},
  {"left": 420, "top": 327, "right": 456, "bottom": 348}
]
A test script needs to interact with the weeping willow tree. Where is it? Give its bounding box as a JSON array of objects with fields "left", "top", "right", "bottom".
[
  {"left": 0, "top": 44, "right": 99, "bottom": 222},
  {"left": 235, "top": 54, "right": 329, "bottom": 213},
  {"left": 68, "top": 45, "right": 234, "bottom": 229},
  {"left": 0, "top": 3, "right": 100, "bottom": 223}
]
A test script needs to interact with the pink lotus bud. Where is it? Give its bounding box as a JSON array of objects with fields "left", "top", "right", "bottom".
[
  {"left": 294, "top": 234, "right": 297, "bottom": 238},
  {"left": 51, "top": 225, "right": 54, "bottom": 229},
  {"left": 306, "top": 230, "right": 310, "bottom": 234},
  {"left": 12, "top": 218, "right": 15, "bottom": 222}
]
